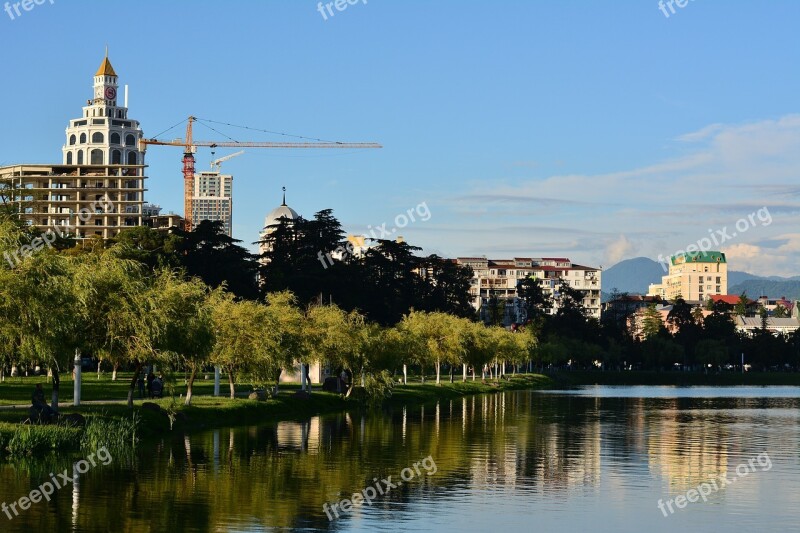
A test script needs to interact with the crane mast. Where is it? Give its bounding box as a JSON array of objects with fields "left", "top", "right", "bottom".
[{"left": 140, "top": 116, "right": 381, "bottom": 231}]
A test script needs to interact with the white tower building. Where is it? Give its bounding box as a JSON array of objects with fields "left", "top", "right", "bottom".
[{"left": 61, "top": 51, "right": 144, "bottom": 167}]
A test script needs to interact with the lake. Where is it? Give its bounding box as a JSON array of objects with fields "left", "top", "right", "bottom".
[{"left": 1, "top": 386, "right": 799, "bottom": 532}]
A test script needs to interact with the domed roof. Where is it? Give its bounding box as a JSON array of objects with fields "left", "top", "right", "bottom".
[
  {"left": 264, "top": 204, "right": 299, "bottom": 229},
  {"left": 263, "top": 188, "right": 299, "bottom": 229}
]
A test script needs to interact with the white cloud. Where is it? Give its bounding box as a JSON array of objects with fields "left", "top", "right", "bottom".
[{"left": 428, "top": 114, "right": 800, "bottom": 274}]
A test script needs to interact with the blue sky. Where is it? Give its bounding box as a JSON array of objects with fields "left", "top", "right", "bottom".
[{"left": 1, "top": 1, "right": 799, "bottom": 275}]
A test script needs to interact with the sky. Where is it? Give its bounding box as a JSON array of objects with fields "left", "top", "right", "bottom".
[{"left": 1, "top": 0, "right": 799, "bottom": 276}]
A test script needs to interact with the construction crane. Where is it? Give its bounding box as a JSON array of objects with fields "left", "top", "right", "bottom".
[
  {"left": 210, "top": 150, "right": 245, "bottom": 172},
  {"left": 139, "top": 116, "right": 382, "bottom": 230}
]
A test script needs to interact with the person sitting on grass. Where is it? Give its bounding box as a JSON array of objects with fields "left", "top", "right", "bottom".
[{"left": 31, "top": 383, "right": 56, "bottom": 422}]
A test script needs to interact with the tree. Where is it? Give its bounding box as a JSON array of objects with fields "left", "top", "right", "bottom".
[
  {"left": 73, "top": 247, "right": 163, "bottom": 407},
  {"left": 155, "top": 272, "right": 215, "bottom": 405},
  {"left": 642, "top": 304, "right": 664, "bottom": 339},
  {"left": 176, "top": 220, "right": 259, "bottom": 300},
  {"left": 695, "top": 339, "right": 728, "bottom": 370},
  {"left": 734, "top": 293, "right": 749, "bottom": 317},
  {"left": 210, "top": 295, "right": 276, "bottom": 399},
  {"left": 517, "top": 276, "right": 552, "bottom": 320},
  {"left": 774, "top": 303, "right": 789, "bottom": 318}
]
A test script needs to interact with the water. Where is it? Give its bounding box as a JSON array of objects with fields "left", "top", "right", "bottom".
[{"left": 1, "top": 386, "right": 799, "bottom": 532}]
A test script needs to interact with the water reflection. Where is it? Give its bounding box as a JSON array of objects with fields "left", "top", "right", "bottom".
[{"left": 1, "top": 388, "right": 800, "bottom": 532}]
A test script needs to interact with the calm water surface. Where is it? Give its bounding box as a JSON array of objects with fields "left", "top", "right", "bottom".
[{"left": 2, "top": 386, "right": 800, "bottom": 532}]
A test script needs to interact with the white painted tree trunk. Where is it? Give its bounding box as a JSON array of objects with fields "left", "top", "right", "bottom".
[
  {"left": 301, "top": 363, "right": 307, "bottom": 391},
  {"left": 112, "top": 363, "right": 118, "bottom": 381},
  {"left": 214, "top": 366, "right": 221, "bottom": 397},
  {"left": 462, "top": 363, "right": 467, "bottom": 382},
  {"left": 436, "top": 359, "right": 441, "bottom": 384},
  {"left": 403, "top": 364, "right": 408, "bottom": 385},
  {"left": 97, "top": 360, "right": 101, "bottom": 380},
  {"left": 73, "top": 350, "right": 82, "bottom": 407}
]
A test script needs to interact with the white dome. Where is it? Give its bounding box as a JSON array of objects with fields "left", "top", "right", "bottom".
[{"left": 263, "top": 203, "right": 299, "bottom": 230}]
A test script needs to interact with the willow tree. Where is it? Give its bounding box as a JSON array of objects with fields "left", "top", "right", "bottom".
[
  {"left": 211, "top": 295, "right": 279, "bottom": 399},
  {"left": 0, "top": 250, "right": 77, "bottom": 409},
  {"left": 73, "top": 247, "right": 164, "bottom": 407},
  {"left": 155, "top": 272, "right": 215, "bottom": 405},
  {"left": 262, "top": 291, "right": 306, "bottom": 394},
  {"left": 305, "top": 304, "right": 358, "bottom": 392}
]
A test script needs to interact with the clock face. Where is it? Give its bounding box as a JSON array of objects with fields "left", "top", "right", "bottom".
[{"left": 105, "top": 86, "right": 117, "bottom": 100}]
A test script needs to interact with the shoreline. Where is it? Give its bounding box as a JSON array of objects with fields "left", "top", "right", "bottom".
[{"left": 0, "top": 374, "right": 553, "bottom": 458}]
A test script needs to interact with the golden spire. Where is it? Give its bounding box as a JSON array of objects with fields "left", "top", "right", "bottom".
[{"left": 95, "top": 47, "right": 117, "bottom": 76}]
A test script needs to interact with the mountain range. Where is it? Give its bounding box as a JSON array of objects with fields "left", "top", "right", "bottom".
[{"left": 601, "top": 257, "right": 800, "bottom": 302}]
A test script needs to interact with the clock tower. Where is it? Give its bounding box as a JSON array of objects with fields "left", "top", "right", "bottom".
[{"left": 61, "top": 51, "right": 144, "bottom": 167}]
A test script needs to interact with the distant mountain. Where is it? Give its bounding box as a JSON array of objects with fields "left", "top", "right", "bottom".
[
  {"left": 602, "top": 258, "right": 800, "bottom": 301},
  {"left": 602, "top": 257, "right": 664, "bottom": 296},
  {"left": 729, "top": 280, "right": 800, "bottom": 301}
]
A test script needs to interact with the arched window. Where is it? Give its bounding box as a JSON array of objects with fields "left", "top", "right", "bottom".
[
  {"left": 125, "top": 134, "right": 136, "bottom": 147},
  {"left": 77, "top": 150, "right": 84, "bottom": 165},
  {"left": 79, "top": 133, "right": 87, "bottom": 144},
  {"left": 111, "top": 150, "right": 121, "bottom": 165},
  {"left": 69, "top": 135, "right": 76, "bottom": 146},
  {"left": 127, "top": 152, "right": 138, "bottom": 165},
  {"left": 90, "top": 149, "right": 103, "bottom": 165},
  {"left": 110, "top": 132, "right": 120, "bottom": 145},
  {"left": 92, "top": 132, "right": 104, "bottom": 144},
  {"left": 66, "top": 152, "right": 73, "bottom": 165}
]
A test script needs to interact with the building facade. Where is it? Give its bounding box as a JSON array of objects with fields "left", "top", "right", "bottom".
[
  {"left": 456, "top": 257, "right": 603, "bottom": 323},
  {"left": 192, "top": 171, "right": 233, "bottom": 236},
  {"left": 0, "top": 54, "right": 147, "bottom": 239},
  {"left": 648, "top": 251, "right": 728, "bottom": 301}
]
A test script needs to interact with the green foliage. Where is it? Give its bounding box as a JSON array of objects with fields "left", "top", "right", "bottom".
[
  {"left": 80, "top": 414, "right": 139, "bottom": 458},
  {"left": 5, "top": 424, "right": 81, "bottom": 456}
]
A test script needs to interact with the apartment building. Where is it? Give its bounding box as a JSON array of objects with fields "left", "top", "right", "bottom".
[
  {"left": 648, "top": 251, "right": 727, "bottom": 301},
  {"left": 457, "top": 257, "right": 602, "bottom": 324},
  {"left": 192, "top": 171, "right": 233, "bottom": 236},
  {"left": 0, "top": 54, "right": 147, "bottom": 239}
]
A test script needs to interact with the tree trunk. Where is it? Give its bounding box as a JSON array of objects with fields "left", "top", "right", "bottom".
[
  {"left": 403, "top": 364, "right": 408, "bottom": 385},
  {"left": 127, "top": 363, "right": 143, "bottom": 408},
  {"left": 51, "top": 371, "right": 60, "bottom": 413},
  {"left": 421, "top": 365, "right": 425, "bottom": 384},
  {"left": 112, "top": 362, "right": 118, "bottom": 381},
  {"left": 436, "top": 359, "right": 441, "bottom": 384},
  {"left": 97, "top": 359, "right": 102, "bottom": 380},
  {"left": 449, "top": 365, "right": 454, "bottom": 383},
  {"left": 472, "top": 367, "right": 476, "bottom": 381},
  {"left": 1, "top": 366, "right": 4, "bottom": 382},
  {"left": 228, "top": 370, "right": 236, "bottom": 399},
  {"left": 462, "top": 363, "right": 467, "bottom": 382},
  {"left": 301, "top": 362, "right": 307, "bottom": 392},
  {"left": 185, "top": 366, "right": 197, "bottom": 406}
]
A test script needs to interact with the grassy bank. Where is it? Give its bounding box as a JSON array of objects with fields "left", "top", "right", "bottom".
[
  {"left": 0, "top": 374, "right": 553, "bottom": 458},
  {"left": 548, "top": 370, "right": 800, "bottom": 387}
]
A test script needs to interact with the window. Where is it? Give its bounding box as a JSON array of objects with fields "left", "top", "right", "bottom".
[
  {"left": 716, "top": 277, "right": 721, "bottom": 284},
  {"left": 90, "top": 149, "right": 103, "bottom": 165},
  {"left": 125, "top": 135, "right": 136, "bottom": 147},
  {"left": 111, "top": 150, "right": 121, "bottom": 164},
  {"left": 92, "top": 132, "right": 104, "bottom": 144},
  {"left": 66, "top": 152, "right": 73, "bottom": 165},
  {"left": 80, "top": 133, "right": 87, "bottom": 144},
  {"left": 127, "top": 152, "right": 137, "bottom": 165},
  {"left": 69, "top": 135, "right": 76, "bottom": 146},
  {"left": 77, "top": 151, "right": 84, "bottom": 165},
  {"left": 716, "top": 286, "right": 721, "bottom": 292},
  {"left": 110, "top": 132, "right": 120, "bottom": 145}
]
